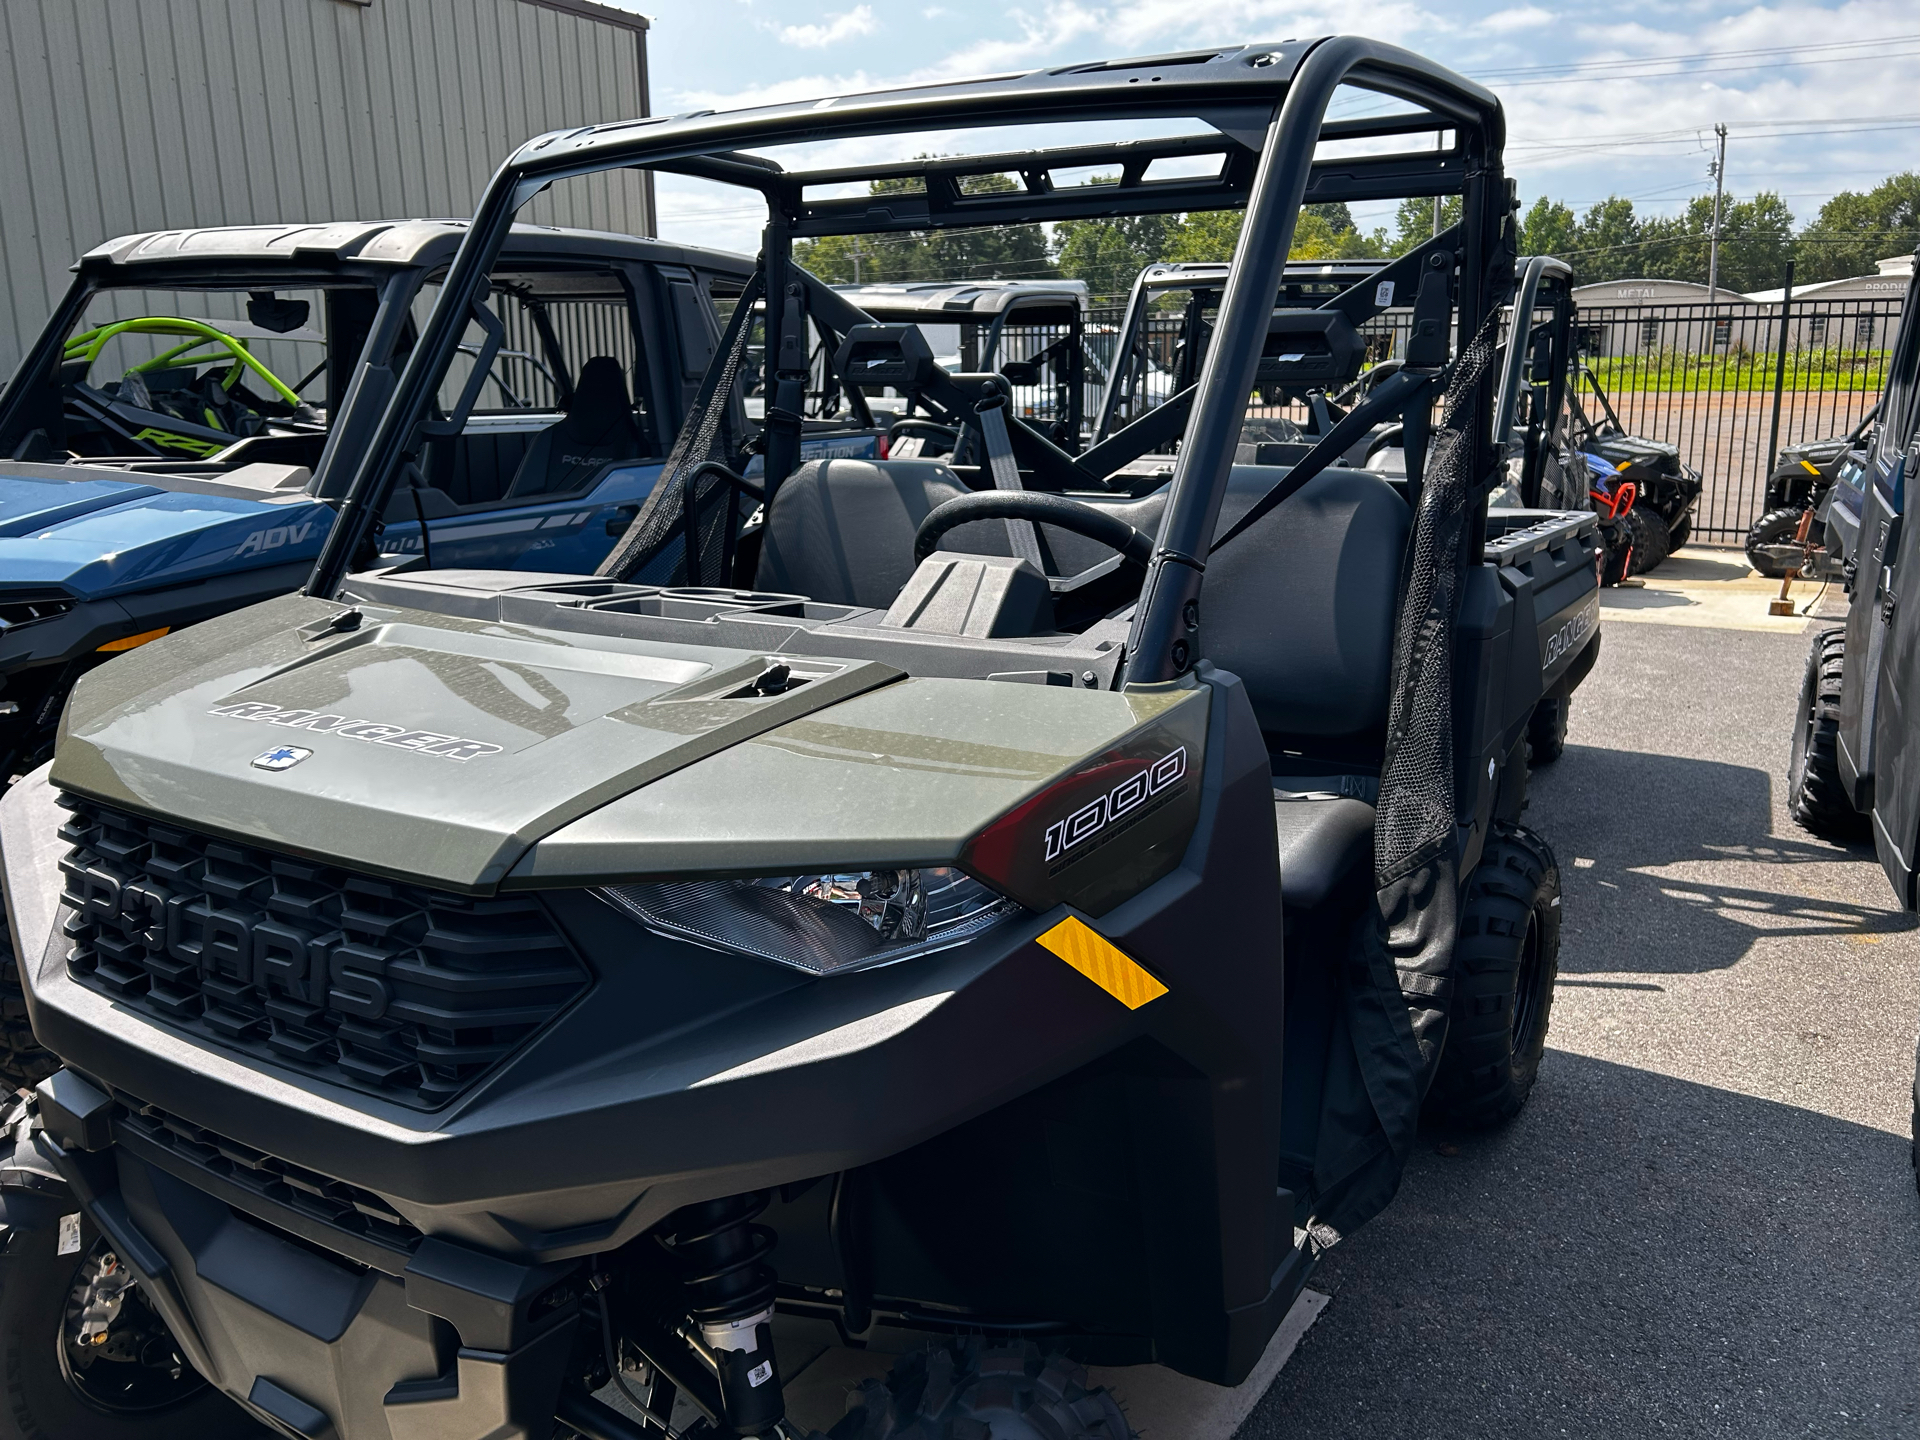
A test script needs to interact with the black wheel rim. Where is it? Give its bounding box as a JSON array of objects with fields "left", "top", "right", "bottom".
[
  {"left": 57, "top": 1240, "right": 209, "bottom": 1415},
  {"left": 1510, "top": 910, "right": 1545, "bottom": 1052}
]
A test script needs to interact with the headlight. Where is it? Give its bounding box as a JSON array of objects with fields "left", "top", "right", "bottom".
[{"left": 599, "top": 868, "right": 1022, "bottom": 976}]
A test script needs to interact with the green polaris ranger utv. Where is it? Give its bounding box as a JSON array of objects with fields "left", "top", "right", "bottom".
[{"left": 0, "top": 39, "right": 1599, "bottom": 1440}]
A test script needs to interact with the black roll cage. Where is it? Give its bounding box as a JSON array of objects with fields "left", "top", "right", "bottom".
[{"left": 308, "top": 37, "right": 1509, "bottom": 687}]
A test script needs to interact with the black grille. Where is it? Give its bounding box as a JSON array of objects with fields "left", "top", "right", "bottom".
[
  {"left": 58, "top": 795, "right": 590, "bottom": 1109},
  {"left": 111, "top": 1090, "right": 422, "bottom": 1255}
]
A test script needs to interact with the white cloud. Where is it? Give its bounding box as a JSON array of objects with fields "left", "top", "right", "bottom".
[
  {"left": 1479, "top": 6, "right": 1556, "bottom": 32},
  {"left": 779, "top": 5, "right": 877, "bottom": 47},
  {"left": 642, "top": 0, "right": 1920, "bottom": 250}
]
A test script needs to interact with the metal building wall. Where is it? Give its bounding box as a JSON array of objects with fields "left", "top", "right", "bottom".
[{"left": 0, "top": 0, "right": 653, "bottom": 373}]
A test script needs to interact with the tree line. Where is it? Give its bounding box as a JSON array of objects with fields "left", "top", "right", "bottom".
[{"left": 793, "top": 170, "right": 1920, "bottom": 300}]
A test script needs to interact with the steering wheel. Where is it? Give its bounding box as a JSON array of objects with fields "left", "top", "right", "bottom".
[
  {"left": 914, "top": 491, "right": 1154, "bottom": 572},
  {"left": 1331, "top": 358, "right": 1403, "bottom": 409}
]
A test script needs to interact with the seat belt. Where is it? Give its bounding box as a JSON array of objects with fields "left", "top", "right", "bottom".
[{"left": 974, "top": 393, "right": 1047, "bottom": 570}]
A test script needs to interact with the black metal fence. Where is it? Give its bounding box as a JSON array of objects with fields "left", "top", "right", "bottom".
[
  {"left": 1023, "top": 293, "right": 1907, "bottom": 543},
  {"left": 1079, "top": 304, "right": 1413, "bottom": 433},
  {"left": 1574, "top": 295, "right": 1903, "bottom": 540}
]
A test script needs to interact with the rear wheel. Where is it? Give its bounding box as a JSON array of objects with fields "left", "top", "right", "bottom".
[
  {"left": 830, "top": 1341, "right": 1133, "bottom": 1440},
  {"left": 1527, "top": 696, "right": 1569, "bottom": 766},
  {"left": 1787, "top": 627, "right": 1870, "bottom": 841},
  {"left": 1427, "top": 825, "right": 1561, "bottom": 1129},
  {"left": 1745, "top": 505, "right": 1809, "bottom": 579}
]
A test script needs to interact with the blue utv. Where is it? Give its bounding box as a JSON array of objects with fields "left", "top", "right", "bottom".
[{"left": 0, "top": 221, "right": 880, "bottom": 784}]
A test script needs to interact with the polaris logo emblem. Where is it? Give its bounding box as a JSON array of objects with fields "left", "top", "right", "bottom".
[
  {"left": 210, "top": 702, "right": 504, "bottom": 761},
  {"left": 1044, "top": 747, "right": 1188, "bottom": 863},
  {"left": 252, "top": 745, "right": 313, "bottom": 771}
]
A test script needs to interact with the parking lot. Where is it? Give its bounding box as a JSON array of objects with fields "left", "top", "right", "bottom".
[{"left": 1240, "top": 553, "right": 1920, "bottom": 1438}]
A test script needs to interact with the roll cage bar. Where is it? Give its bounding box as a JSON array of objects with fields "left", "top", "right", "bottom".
[
  {"left": 309, "top": 37, "right": 1510, "bottom": 688},
  {"left": 834, "top": 283, "right": 1094, "bottom": 439},
  {"left": 1096, "top": 259, "right": 1418, "bottom": 442}
]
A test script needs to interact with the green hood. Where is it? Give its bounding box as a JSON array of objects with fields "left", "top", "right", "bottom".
[
  {"left": 51, "top": 593, "right": 902, "bottom": 890},
  {"left": 51, "top": 593, "right": 1206, "bottom": 894}
]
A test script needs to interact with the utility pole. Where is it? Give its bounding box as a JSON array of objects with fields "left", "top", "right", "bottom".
[{"left": 1706, "top": 123, "right": 1728, "bottom": 301}]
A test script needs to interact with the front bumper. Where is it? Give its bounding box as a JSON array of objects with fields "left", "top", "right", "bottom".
[
  {"left": 38, "top": 1068, "right": 583, "bottom": 1440},
  {"left": 0, "top": 560, "right": 312, "bottom": 681}
]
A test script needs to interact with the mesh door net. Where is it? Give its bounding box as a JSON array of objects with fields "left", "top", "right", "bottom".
[
  {"left": 597, "top": 274, "right": 763, "bottom": 586},
  {"left": 1310, "top": 312, "right": 1501, "bottom": 1241}
]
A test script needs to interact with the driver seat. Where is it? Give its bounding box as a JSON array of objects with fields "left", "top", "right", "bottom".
[{"left": 756, "top": 459, "right": 968, "bottom": 608}]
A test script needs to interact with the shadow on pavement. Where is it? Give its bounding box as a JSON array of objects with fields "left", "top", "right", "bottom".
[
  {"left": 1241, "top": 1051, "right": 1920, "bottom": 1439},
  {"left": 1527, "top": 743, "right": 1915, "bottom": 976}
]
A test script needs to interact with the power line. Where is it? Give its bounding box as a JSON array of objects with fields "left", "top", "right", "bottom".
[
  {"left": 1493, "top": 47, "right": 1920, "bottom": 88},
  {"left": 1509, "top": 121, "right": 1920, "bottom": 158},
  {"left": 1473, "top": 32, "right": 1920, "bottom": 80}
]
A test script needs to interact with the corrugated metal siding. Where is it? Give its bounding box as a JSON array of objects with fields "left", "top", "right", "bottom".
[{"left": 0, "top": 0, "right": 650, "bottom": 373}]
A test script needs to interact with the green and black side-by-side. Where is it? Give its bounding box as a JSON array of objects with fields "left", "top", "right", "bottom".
[{"left": 0, "top": 39, "right": 1600, "bottom": 1440}]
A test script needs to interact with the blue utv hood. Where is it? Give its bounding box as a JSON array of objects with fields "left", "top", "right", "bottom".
[{"left": 0, "top": 470, "right": 331, "bottom": 602}]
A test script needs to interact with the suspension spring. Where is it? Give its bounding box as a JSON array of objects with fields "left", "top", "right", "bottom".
[{"left": 659, "top": 1192, "right": 783, "bottom": 1436}]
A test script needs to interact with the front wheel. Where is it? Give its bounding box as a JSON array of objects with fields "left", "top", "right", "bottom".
[
  {"left": 1787, "top": 627, "right": 1869, "bottom": 841},
  {"left": 0, "top": 919, "right": 58, "bottom": 1090},
  {"left": 1910, "top": 1037, "right": 1919, "bottom": 1197},
  {"left": 831, "top": 1341, "right": 1133, "bottom": 1440},
  {"left": 1745, "top": 505, "right": 1811, "bottom": 579},
  {"left": 1426, "top": 825, "right": 1561, "bottom": 1129},
  {"left": 1625, "top": 505, "right": 1670, "bottom": 576},
  {"left": 1527, "top": 696, "right": 1569, "bottom": 766},
  {"left": 1668, "top": 513, "right": 1692, "bottom": 551},
  {"left": 0, "top": 1200, "right": 267, "bottom": 1439}
]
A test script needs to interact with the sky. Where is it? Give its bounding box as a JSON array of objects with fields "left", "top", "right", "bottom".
[{"left": 593, "top": 0, "right": 1920, "bottom": 259}]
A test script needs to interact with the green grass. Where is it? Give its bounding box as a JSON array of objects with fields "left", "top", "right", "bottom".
[{"left": 1587, "top": 347, "right": 1889, "bottom": 394}]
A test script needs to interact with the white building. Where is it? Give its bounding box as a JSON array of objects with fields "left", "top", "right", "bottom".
[
  {"left": 1569, "top": 279, "right": 1762, "bottom": 358},
  {"left": 1568, "top": 257, "right": 1912, "bottom": 357}
]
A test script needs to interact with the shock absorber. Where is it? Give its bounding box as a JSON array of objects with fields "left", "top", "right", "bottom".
[{"left": 661, "top": 1192, "right": 784, "bottom": 1435}]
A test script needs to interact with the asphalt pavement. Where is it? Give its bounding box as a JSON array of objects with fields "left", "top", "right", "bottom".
[{"left": 1238, "top": 555, "right": 1920, "bottom": 1438}]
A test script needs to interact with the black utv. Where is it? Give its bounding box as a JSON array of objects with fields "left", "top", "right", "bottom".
[
  {"left": 1779, "top": 252, "right": 1920, "bottom": 1187},
  {"left": 1566, "top": 365, "right": 1702, "bottom": 576},
  {"left": 1745, "top": 405, "right": 1880, "bottom": 580},
  {"left": 1786, "top": 252, "right": 1920, "bottom": 858},
  {"left": 0, "top": 40, "right": 1598, "bottom": 1440}
]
